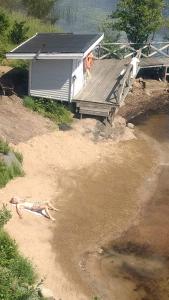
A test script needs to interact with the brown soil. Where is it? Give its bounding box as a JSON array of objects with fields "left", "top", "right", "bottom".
[
  {"left": 118, "top": 79, "right": 169, "bottom": 121},
  {"left": 0, "top": 95, "right": 55, "bottom": 144}
]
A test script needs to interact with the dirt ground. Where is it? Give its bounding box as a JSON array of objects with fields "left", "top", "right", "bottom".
[
  {"left": 118, "top": 79, "right": 169, "bottom": 121},
  {"left": 0, "top": 95, "right": 135, "bottom": 299},
  {"left": 0, "top": 95, "right": 55, "bottom": 144}
]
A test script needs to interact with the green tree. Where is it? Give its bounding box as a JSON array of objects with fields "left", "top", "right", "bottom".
[
  {"left": 10, "top": 21, "right": 29, "bottom": 44},
  {"left": 112, "top": 0, "right": 165, "bottom": 47},
  {"left": 0, "top": 10, "right": 9, "bottom": 35},
  {"left": 22, "top": 0, "right": 55, "bottom": 20},
  {"left": 0, "top": 0, "right": 22, "bottom": 10}
]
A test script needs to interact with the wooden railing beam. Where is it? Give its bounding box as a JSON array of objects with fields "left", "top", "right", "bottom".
[{"left": 148, "top": 44, "right": 169, "bottom": 57}]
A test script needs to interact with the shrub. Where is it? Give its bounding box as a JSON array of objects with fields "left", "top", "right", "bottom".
[
  {"left": 0, "top": 205, "right": 12, "bottom": 229},
  {"left": 0, "top": 8, "right": 61, "bottom": 65},
  {"left": 0, "top": 160, "right": 24, "bottom": 188},
  {"left": 23, "top": 96, "right": 73, "bottom": 124},
  {"left": 0, "top": 10, "right": 9, "bottom": 35},
  {"left": 0, "top": 139, "right": 10, "bottom": 154},
  {"left": 0, "top": 231, "right": 40, "bottom": 299},
  {"left": 0, "top": 138, "right": 24, "bottom": 188},
  {"left": 0, "top": 206, "right": 43, "bottom": 300},
  {"left": 22, "top": 0, "right": 55, "bottom": 20},
  {"left": 9, "top": 20, "right": 29, "bottom": 44},
  {"left": 14, "top": 151, "right": 23, "bottom": 163}
]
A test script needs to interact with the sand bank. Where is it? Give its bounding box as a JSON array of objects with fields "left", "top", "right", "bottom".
[{"left": 0, "top": 118, "right": 137, "bottom": 299}]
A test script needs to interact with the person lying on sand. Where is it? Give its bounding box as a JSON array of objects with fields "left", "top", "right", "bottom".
[{"left": 10, "top": 196, "right": 59, "bottom": 221}]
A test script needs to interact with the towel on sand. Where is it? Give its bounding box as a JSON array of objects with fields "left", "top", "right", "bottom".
[{"left": 12, "top": 204, "right": 47, "bottom": 217}]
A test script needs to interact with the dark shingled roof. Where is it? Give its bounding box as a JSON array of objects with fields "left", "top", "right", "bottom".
[{"left": 12, "top": 33, "right": 103, "bottom": 54}]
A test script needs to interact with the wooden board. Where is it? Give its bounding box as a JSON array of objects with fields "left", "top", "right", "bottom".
[{"left": 73, "top": 58, "right": 129, "bottom": 104}]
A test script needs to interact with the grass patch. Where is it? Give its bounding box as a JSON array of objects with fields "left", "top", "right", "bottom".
[
  {"left": 0, "top": 8, "right": 61, "bottom": 66},
  {"left": 0, "top": 206, "right": 43, "bottom": 299},
  {"left": 0, "top": 139, "right": 10, "bottom": 155},
  {"left": 0, "top": 138, "right": 24, "bottom": 188},
  {"left": 0, "top": 139, "right": 23, "bottom": 163},
  {"left": 23, "top": 96, "right": 73, "bottom": 125},
  {"left": 0, "top": 160, "right": 24, "bottom": 188},
  {"left": 14, "top": 151, "right": 23, "bottom": 163}
]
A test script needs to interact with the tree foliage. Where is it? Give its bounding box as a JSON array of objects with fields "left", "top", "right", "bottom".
[
  {"left": 0, "top": 0, "right": 22, "bottom": 10},
  {"left": 22, "top": 0, "right": 55, "bottom": 20},
  {"left": 112, "top": 0, "right": 165, "bottom": 45},
  {"left": 0, "top": 10, "right": 9, "bottom": 35},
  {"left": 9, "top": 21, "right": 29, "bottom": 44}
]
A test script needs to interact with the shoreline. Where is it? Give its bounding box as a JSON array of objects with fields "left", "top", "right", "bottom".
[
  {"left": 50, "top": 129, "right": 158, "bottom": 299},
  {"left": 0, "top": 123, "right": 137, "bottom": 299},
  {"left": 0, "top": 81, "right": 168, "bottom": 299}
]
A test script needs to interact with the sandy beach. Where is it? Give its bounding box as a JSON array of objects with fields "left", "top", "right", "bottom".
[
  {"left": 0, "top": 114, "right": 158, "bottom": 299},
  {"left": 1, "top": 88, "right": 168, "bottom": 299}
]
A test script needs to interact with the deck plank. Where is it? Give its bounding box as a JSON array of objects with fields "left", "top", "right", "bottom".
[{"left": 73, "top": 58, "right": 129, "bottom": 104}]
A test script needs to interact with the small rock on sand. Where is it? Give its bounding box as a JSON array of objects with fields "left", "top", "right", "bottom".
[
  {"left": 39, "top": 287, "right": 55, "bottom": 299},
  {"left": 127, "top": 123, "right": 135, "bottom": 129}
]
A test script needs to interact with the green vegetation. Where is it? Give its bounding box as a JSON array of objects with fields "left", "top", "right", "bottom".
[
  {"left": 0, "top": 139, "right": 24, "bottom": 188},
  {"left": 13, "top": 151, "right": 23, "bottom": 163},
  {"left": 9, "top": 20, "right": 29, "bottom": 44},
  {"left": 0, "top": 205, "right": 43, "bottom": 299},
  {"left": 0, "top": 205, "right": 11, "bottom": 227},
  {"left": 1, "top": 0, "right": 57, "bottom": 23},
  {"left": 23, "top": 96, "right": 73, "bottom": 125},
  {"left": 0, "top": 10, "right": 9, "bottom": 34},
  {"left": 111, "top": 0, "right": 165, "bottom": 47},
  {"left": 0, "top": 7, "right": 60, "bottom": 65},
  {"left": 22, "top": 0, "right": 56, "bottom": 21},
  {"left": 0, "top": 139, "right": 10, "bottom": 155},
  {"left": 0, "top": 160, "right": 24, "bottom": 188}
]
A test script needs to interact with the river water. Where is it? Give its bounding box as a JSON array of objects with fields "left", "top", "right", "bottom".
[
  {"left": 55, "top": 0, "right": 169, "bottom": 36},
  {"left": 56, "top": 0, "right": 117, "bottom": 33},
  {"left": 53, "top": 112, "right": 169, "bottom": 299}
]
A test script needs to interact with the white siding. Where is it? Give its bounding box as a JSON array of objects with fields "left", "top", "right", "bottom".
[
  {"left": 71, "top": 59, "right": 84, "bottom": 98},
  {"left": 30, "top": 59, "right": 72, "bottom": 101}
]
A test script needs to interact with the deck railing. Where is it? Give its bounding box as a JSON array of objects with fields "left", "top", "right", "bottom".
[
  {"left": 93, "top": 41, "right": 169, "bottom": 106},
  {"left": 106, "top": 49, "right": 142, "bottom": 105},
  {"left": 94, "top": 42, "right": 169, "bottom": 60}
]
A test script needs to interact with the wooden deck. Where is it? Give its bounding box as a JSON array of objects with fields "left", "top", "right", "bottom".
[
  {"left": 72, "top": 42, "right": 169, "bottom": 121},
  {"left": 73, "top": 58, "right": 129, "bottom": 104}
]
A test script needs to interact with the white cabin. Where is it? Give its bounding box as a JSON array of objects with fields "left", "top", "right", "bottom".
[{"left": 6, "top": 33, "right": 104, "bottom": 102}]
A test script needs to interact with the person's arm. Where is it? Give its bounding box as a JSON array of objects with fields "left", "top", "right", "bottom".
[{"left": 16, "top": 204, "right": 23, "bottom": 219}]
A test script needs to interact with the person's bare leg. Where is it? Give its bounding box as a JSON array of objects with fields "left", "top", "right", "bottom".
[
  {"left": 46, "top": 201, "right": 59, "bottom": 211},
  {"left": 44, "top": 206, "right": 55, "bottom": 221}
]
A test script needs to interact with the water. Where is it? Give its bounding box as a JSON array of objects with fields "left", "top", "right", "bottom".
[
  {"left": 53, "top": 113, "right": 169, "bottom": 299},
  {"left": 98, "top": 113, "right": 169, "bottom": 300},
  {"left": 55, "top": 0, "right": 169, "bottom": 40},
  {"left": 55, "top": 0, "right": 117, "bottom": 33}
]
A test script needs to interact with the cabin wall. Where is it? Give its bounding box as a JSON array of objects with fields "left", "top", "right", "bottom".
[
  {"left": 30, "top": 59, "right": 73, "bottom": 101},
  {"left": 71, "top": 59, "right": 84, "bottom": 98}
]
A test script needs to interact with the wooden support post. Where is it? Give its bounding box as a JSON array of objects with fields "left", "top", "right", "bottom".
[
  {"left": 164, "top": 66, "right": 167, "bottom": 82},
  {"left": 98, "top": 45, "right": 101, "bottom": 59}
]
